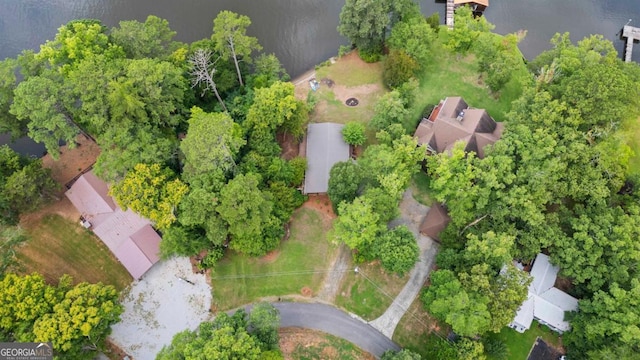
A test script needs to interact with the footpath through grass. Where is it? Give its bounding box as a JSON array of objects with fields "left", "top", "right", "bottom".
[
  {"left": 211, "top": 207, "right": 338, "bottom": 310},
  {"left": 17, "top": 214, "right": 132, "bottom": 291}
]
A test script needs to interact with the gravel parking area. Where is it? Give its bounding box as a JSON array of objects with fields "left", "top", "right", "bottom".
[{"left": 109, "top": 257, "right": 213, "bottom": 359}]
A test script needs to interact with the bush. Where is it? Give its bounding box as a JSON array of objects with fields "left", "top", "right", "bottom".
[
  {"left": 358, "top": 46, "right": 383, "bottom": 63},
  {"left": 426, "top": 12, "right": 441, "bottom": 33},
  {"left": 383, "top": 49, "right": 418, "bottom": 89},
  {"left": 338, "top": 45, "right": 353, "bottom": 57},
  {"left": 342, "top": 122, "right": 366, "bottom": 146}
]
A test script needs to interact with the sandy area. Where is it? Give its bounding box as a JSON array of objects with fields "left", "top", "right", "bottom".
[
  {"left": 41, "top": 134, "right": 100, "bottom": 187},
  {"left": 109, "top": 257, "right": 213, "bottom": 359}
]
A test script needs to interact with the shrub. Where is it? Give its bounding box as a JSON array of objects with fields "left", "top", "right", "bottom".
[
  {"left": 342, "top": 122, "right": 366, "bottom": 146},
  {"left": 383, "top": 49, "right": 418, "bottom": 89},
  {"left": 358, "top": 46, "right": 383, "bottom": 63},
  {"left": 426, "top": 12, "right": 441, "bottom": 33}
]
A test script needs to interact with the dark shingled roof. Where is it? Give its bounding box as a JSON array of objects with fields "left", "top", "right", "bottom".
[
  {"left": 527, "top": 337, "right": 563, "bottom": 360},
  {"left": 419, "top": 203, "right": 451, "bottom": 242},
  {"left": 414, "top": 97, "right": 503, "bottom": 159}
]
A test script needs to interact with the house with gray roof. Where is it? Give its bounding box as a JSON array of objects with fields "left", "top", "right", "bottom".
[
  {"left": 65, "top": 171, "right": 161, "bottom": 279},
  {"left": 414, "top": 97, "right": 504, "bottom": 159},
  {"left": 303, "top": 123, "right": 351, "bottom": 194},
  {"left": 509, "top": 253, "right": 579, "bottom": 334}
]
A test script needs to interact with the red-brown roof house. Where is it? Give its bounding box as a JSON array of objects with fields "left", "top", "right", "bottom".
[
  {"left": 414, "top": 97, "right": 504, "bottom": 159},
  {"left": 65, "top": 171, "right": 161, "bottom": 279},
  {"left": 419, "top": 203, "right": 451, "bottom": 242}
]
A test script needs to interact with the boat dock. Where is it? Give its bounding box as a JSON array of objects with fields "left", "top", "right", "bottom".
[
  {"left": 623, "top": 25, "right": 640, "bottom": 62},
  {"left": 446, "top": 0, "right": 455, "bottom": 29}
]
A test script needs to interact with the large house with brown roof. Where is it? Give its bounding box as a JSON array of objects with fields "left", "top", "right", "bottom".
[
  {"left": 65, "top": 171, "right": 161, "bottom": 279},
  {"left": 414, "top": 96, "right": 504, "bottom": 159},
  {"left": 415, "top": 97, "right": 503, "bottom": 241}
]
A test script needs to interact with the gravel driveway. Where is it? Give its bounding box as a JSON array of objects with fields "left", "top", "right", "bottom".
[{"left": 109, "top": 257, "right": 212, "bottom": 359}]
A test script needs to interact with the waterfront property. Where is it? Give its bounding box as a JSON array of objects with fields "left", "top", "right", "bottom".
[
  {"left": 509, "top": 253, "right": 579, "bottom": 334},
  {"left": 65, "top": 171, "right": 161, "bottom": 279},
  {"left": 303, "top": 123, "right": 351, "bottom": 194}
]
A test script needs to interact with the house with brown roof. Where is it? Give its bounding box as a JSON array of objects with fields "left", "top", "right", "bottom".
[
  {"left": 419, "top": 203, "right": 451, "bottom": 242},
  {"left": 414, "top": 97, "right": 503, "bottom": 159},
  {"left": 65, "top": 171, "right": 161, "bottom": 279},
  {"left": 303, "top": 123, "right": 351, "bottom": 194}
]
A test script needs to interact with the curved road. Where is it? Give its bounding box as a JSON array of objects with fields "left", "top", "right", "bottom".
[{"left": 269, "top": 302, "right": 401, "bottom": 357}]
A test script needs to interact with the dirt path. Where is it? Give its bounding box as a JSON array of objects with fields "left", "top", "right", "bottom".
[
  {"left": 369, "top": 189, "right": 439, "bottom": 338},
  {"left": 316, "top": 243, "right": 352, "bottom": 303}
]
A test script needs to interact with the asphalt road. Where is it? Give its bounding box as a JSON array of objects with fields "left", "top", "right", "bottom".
[{"left": 272, "top": 302, "right": 401, "bottom": 358}]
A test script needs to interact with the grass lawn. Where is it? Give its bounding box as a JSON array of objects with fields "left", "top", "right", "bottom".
[
  {"left": 410, "top": 171, "right": 434, "bottom": 206},
  {"left": 310, "top": 52, "right": 385, "bottom": 131},
  {"left": 211, "top": 207, "right": 338, "bottom": 310},
  {"left": 282, "top": 328, "right": 374, "bottom": 360},
  {"left": 334, "top": 260, "right": 409, "bottom": 321},
  {"left": 486, "top": 323, "right": 563, "bottom": 360},
  {"left": 17, "top": 214, "right": 132, "bottom": 291},
  {"left": 406, "top": 34, "right": 530, "bottom": 131}
]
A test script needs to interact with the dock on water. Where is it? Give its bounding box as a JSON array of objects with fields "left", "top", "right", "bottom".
[
  {"left": 623, "top": 25, "right": 640, "bottom": 62},
  {"left": 446, "top": 0, "right": 455, "bottom": 29}
]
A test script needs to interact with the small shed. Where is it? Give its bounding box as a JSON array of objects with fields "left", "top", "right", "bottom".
[
  {"left": 303, "top": 123, "right": 351, "bottom": 194},
  {"left": 419, "top": 203, "right": 451, "bottom": 242}
]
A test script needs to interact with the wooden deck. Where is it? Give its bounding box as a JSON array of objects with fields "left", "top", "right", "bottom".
[{"left": 623, "top": 25, "right": 640, "bottom": 63}]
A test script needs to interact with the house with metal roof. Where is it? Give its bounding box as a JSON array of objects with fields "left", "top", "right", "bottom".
[
  {"left": 65, "top": 171, "right": 161, "bottom": 279},
  {"left": 303, "top": 123, "right": 351, "bottom": 194},
  {"left": 414, "top": 97, "right": 504, "bottom": 159},
  {"left": 509, "top": 253, "right": 579, "bottom": 334}
]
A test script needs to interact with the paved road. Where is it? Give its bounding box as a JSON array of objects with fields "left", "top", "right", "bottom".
[{"left": 272, "top": 302, "right": 400, "bottom": 358}]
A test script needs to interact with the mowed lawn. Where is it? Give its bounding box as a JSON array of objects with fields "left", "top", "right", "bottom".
[
  {"left": 211, "top": 207, "right": 338, "bottom": 310},
  {"left": 486, "top": 323, "right": 563, "bottom": 360},
  {"left": 335, "top": 260, "right": 410, "bottom": 321},
  {"left": 17, "top": 213, "right": 132, "bottom": 291}
]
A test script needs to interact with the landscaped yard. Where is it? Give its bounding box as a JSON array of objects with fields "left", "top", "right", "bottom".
[
  {"left": 334, "top": 260, "right": 409, "bottom": 321},
  {"left": 309, "top": 52, "right": 385, "bottom": 132},
  {"left": 17, "top": 213, "right": 132, "bottom": 291},
  {"left": 211, "top": 206, "right": 338, "bottom": 310},
  {"left": 485, "top": 323, "right": 563, "bottom": 360}
]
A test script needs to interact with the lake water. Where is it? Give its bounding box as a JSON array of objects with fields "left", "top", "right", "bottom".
[{"left": 0, "top": 0, "right": 638, "bottom": 155}]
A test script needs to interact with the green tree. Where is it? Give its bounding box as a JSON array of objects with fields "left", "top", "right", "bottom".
[
  {"left": 387, "top": 16, "right": 435, "bottom": 66},
  {"left": 110, "top": 163, "right": 188, "bottom": 230},
  {"left": 383, "top": 49, "right": 419, "bottom": 89},
  {"left": 447, "top": 6, "right": 494, "bottom": 54},
  {"left": 0, "top": 225, "right": 27, "bottom": 275},
  {"left": 455, "top": 338, "right": 486, "bottom": 360},
  {"left": 369, "top": 90, "right": 408, "bottom": 131},
  {"left": 110, "top": 15, "right": 181, "bottom": 59},
  {"left": 462, "top": 231, "right": 515, "bottom": 271},
  {"left": 10, "top": 74, "right": 79, "bottom": 159},
  {"left": 341, "top": 121, "right": 366, "bottom": 146},
  {"left": 362, "top": 187, "right": 399, "bottom": 223},
  {"left": 252, "top": 53, "right": 290, "bottom": 88},
  {"left": 374, "top": 225, "right": 419, "bottom": 276},
  {"left": 216, "top": 173, "right": 282, "bottom": 256},
  {"left": 327, "top": 161, "right": 363, "bottom": 213},
  {"left": 248, "top": 302, "right": 280, "bottom": 351},
  {"left": 181, "top": 107, "right": 245, "bottom": 181},
  {"left": 3, "top": 160, "right": 59, "bottom": 215},
  {"left": 0, "top": 58, "right": 26, "bottom": 139},
  {"left": 338, "top": 0, "right": 391, "bottom": 54},
  {"left": 422, "top": 270, "right": 491, "bottom": 337},
  {"left": 212, "top": 11, "right": 263, "bottom": 87},
  {"left": 564, "top": 279, "right": 640, "bottom": 357},
  {"left": 381, "top": 348, "right": 422, "bottom": 359},
  {"left": 33, "top": 282, "right": 122, "bottom": 359},
  {"left": 334, "top": 197, "right": 384, "bottom": 251},
  {"left": 0, "top": 273, "right": 62, "bottom": 342},
  {"left": 245, "top": 81, "right": 303, "bottom": 137}
]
